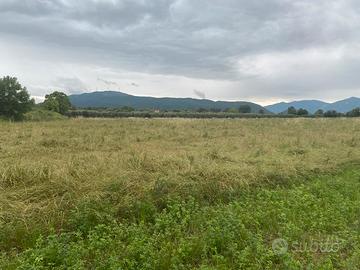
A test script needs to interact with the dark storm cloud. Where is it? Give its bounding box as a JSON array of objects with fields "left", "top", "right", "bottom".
[{"left": 1, "top": 0, "right": 360, "bottom": 100}]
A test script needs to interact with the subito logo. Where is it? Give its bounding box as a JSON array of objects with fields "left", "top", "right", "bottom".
[{"left": 272, "top": 238, "right": 288, "bottom": 255}]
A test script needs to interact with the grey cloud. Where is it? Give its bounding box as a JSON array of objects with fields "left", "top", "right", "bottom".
[
  {"left": 54, "top": 77, "right": 87, "bottom": 94},
  {"left": 1, "top": 0, "right": 360, "bottom": 100},
  {"left": 97, "top": 77, "right": 118, "bottom": 87},
  {"left": 193, "top": 89, "right": 206, "bottom": 99},
  {"left": 228, "top": 47, "right": 360, "bottom": 100}
]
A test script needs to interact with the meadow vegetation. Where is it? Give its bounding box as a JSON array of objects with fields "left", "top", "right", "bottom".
[
  {"left": 1, "top": 118, "right": 360, "bottom": 269},
  {"left": 23, "top": 108, "right": 66, "bottom": 122}
]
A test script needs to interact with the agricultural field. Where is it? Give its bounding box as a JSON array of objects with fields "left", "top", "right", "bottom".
[{"left": 1, "top": 118, "right": 360, "bottom": 269}]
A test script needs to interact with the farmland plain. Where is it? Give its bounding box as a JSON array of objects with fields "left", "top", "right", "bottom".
[{"left": 1, "top": 118, "right": 360, "bottom": 269}]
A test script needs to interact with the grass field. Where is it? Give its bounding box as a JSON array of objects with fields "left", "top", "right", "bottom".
[{"left": 1, "top": 118, "right": 360, "bottom": 269}]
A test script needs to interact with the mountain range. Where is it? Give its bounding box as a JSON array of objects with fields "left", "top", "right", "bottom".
[
  {"left": 69, "top": 91, "right": 360, "bottom": 114},
  {"left": 265, "top": 97, "right": 360, "bottom": 114},
  {"left": 69, "top": 91, "right": 270, "bottom": 113}
]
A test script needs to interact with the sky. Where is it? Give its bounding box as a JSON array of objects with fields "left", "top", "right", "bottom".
[{"left": 1, "top": 0, "right": 360, "bottom": 105}]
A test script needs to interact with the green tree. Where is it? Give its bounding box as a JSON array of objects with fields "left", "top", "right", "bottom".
[
  {"left": 324, "top": 110, "right": 340, "bottom": 117},
  {"left": 0, "top": 76, "right": 34, "bottom": 120},
  {"left": 346, "top": 107, "right": 360, "bottom": 117},
  {"left": 287, "top": 106, "right": 297, "bottom": 115},
  {"left": 314, "top": 109, "right": 324, "bottom": 116},
  {"left": 121, "top": 106, "right": 135, "bottom": 112},
  {"left": 44, "top": 91, "right": 71, "bottom": 115},
  {"left": 297, "top": 108, "right": 309, "bottom": 116},
  {"left": 238, "top": 105, "right": 251, "bottom": 113}
]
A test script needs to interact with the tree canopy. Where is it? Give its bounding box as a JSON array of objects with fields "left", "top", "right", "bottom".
[
  {"left": 324, "top": 110, "right": 341, "bottom": 117},
  {"left": 0, "top": 76, "right": 34, "bottom": 120},
  {"left": 44, "top": 91, "right": 72, "bottom": 115},
  {"left": 287, "top": 106, "right": 297, "bottom": 115},
  {"left": 314, "top": 109, "right": 324, "bottom": 116},
  {"left": 297, "top": 108, "right": 309, "bottom": 116}
]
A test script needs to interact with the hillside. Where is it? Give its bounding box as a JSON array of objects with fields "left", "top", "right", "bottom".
[
  {"left": 266, "top": 100, "right": 328, "bottom": 114},
  {"left": 327, "top": 97, "right": 360, "bottom": 112},
  {"left": 266, "top": 97, "right": 360, "bottom": 114},
  {"left": 69, "top": 91, "right": 270, "bottom": 113}
]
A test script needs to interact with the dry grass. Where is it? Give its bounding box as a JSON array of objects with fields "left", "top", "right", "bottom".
[{"left": 1, "top": 118, "right": 360, "bottom": 251}]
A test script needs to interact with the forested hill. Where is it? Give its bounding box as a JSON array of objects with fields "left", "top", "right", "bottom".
[
  {"left": 69, "top": 91, "right": 270, "bottom": 113},
  {"left": 266, "top": 97, "right": 360, "bottom": 114}
]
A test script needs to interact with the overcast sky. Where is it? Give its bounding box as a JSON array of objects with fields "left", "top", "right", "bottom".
[{"left": 1, "top": 0, "right": 360, "bottom": 105}]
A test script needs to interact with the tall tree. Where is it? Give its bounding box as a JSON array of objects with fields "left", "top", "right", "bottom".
[
  {"left": 0, "top": 76, "right": 34, "bottom": 120},
  {"left": 287, "top": 106, "right": 297, "bottom": 115},
  {"left": 314, "top": 109, "right": 324, "bottom": 116},
  {"left": 44, "top": 91, "right": 72, "bottom": 115}
]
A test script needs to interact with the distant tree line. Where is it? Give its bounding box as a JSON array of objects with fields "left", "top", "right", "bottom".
[
  {"left": 77, "top": 104, "right": 257, "bottom": 114},
  {"left": 285, "top": 106, "right": 360, "bottom": 118},
  {"left": 67, "top": 104, "right": 359, "bottom": 118},
  {"left": 66, "top": 110, "right": 275, "bottom": 119},
  {"left": 286, "top": 106, "right": 310, "bottom": 116},
  {"left": 346, "top": 108, "right": 360, "bottom": 117},
  {"left": 68, "top": 106, "right": 360, "bottom": 119}
]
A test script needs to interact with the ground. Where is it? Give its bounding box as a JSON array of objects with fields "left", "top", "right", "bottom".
[{"left": 1, "top": 118, "right": 360, "bottom": 269}]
